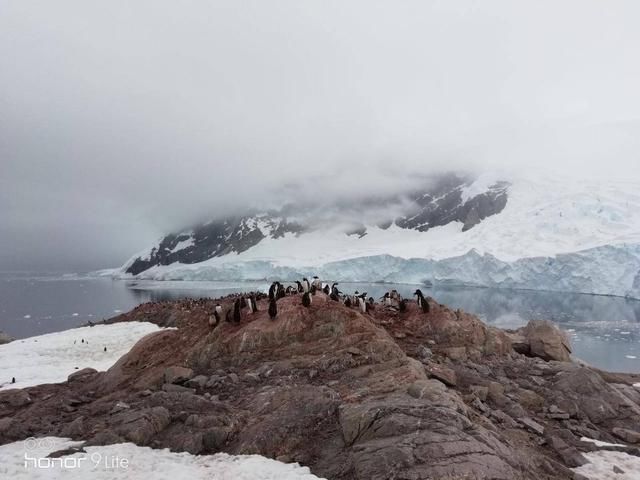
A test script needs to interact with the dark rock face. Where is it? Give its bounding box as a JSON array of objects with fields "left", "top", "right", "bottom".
[
  {"left": 3, "top": 295, "right": 639, "bottom": 479},
  {"left": 125, "top": 173, "right": 509, "bottom": 275}
]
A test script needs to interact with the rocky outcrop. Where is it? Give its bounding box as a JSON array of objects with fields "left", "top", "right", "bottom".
[
  {"left": 0, "top": 331, "right": 13, "bottom": 345},
  {"left": 1, "top": 294, "right": 639, "bottom": 480},
  {"left": 510, "top": 320, "right": 572, "bottom": 362}
]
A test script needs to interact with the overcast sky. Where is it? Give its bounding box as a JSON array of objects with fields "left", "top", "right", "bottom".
[{"left": 1, "top": 1, "right": 640, "bottom": 271}]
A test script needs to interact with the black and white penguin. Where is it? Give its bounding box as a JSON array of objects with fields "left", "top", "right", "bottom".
[
  {"left": 380, "top": 292, "right": 391, "bottom": 306},
  {"left": 210, "top": 310, "right": 220, "bottom": 327},
  {"left": 357, "top": 293, "right": 368, "bottom": 313},
  {"left": 413, "top": 289, "right": 429, "bottom": 313},
  {"left": 399, "top": 299, "right": 407, "bottom": 312},
  {"left": 103, "top": 346, "right": 107, "bottom": 352},
  {"left": 240, "top": 296, "right": 247, "bottom": 308},
  {"left": 296, "top": 281, "right": 304, "bottom": 293},
  {"left": 351, "top": 291, "right": 360, "bottom": 306},
  {"left": 312, "top": 276, "right": 321, "bottom": 290},
  {"left": 302, "top": 291, "right": 312, "bottom": 308},
  {"left": 11, "top": 377, "right": 15, "bottom": 384},
  {"left": 233, "top": 299, "right": 242, "bottom": 323},
  {"left": 249, "top": 295, "right": 258, "bottom": 313},
  {"left": 81, "top": 339, "right": 84, "bottom": 344},
  {"left": 215, "top": 303, "right": 222, "bottom": 316},
  {"left": 310, "top": 284, "right": 317, "bottom": 295},
  {"left": 322, "top": 284, "right": 330, "bottom": 295},
  {"left": 302, "top": 277, "right": 310, "bottom": 293},
  {"left": 344, "top": 296, "right": 352, "bottom": 308},
  {"left": 330, "top": 292, "right": 340, "bottom": 302},
  {"left": 286, "top": 285, "right": 296, "bottom": 295},
  {"left": 331, "top": 283, "right": 340, "bottom": 296},
  {"left": 268, "top": 282, "right": 277, "bottom": 301},
  {"left": 268, "top": 298, "right": 277, "bottom": 320},
  {"left": 277, "top": 282, "right": 286, "bottom": 299}
]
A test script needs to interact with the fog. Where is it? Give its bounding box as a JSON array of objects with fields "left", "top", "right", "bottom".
[{"left": 1, "top": 1, "right": 640, "bottom": 271}]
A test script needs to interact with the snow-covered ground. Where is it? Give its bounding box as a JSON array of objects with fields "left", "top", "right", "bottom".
[
  {"left": 117, "top": 174, "right": 640, "bottom": 299},
  {"left": 0, "top": 323, "right": 166, "bottom": 390},
  {"left": 572, "top": 438, "right": 640, "bottom": 479},
  {"left": 0, "top": 437, "right": 325, "bottom": 480}
]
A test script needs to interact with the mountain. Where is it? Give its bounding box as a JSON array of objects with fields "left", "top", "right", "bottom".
[
  {"left": 123, "top": 173, "right": 509, "bottom": 275},
  {"left": 119, "top": 172, "right": 640, "bottom": 299}
]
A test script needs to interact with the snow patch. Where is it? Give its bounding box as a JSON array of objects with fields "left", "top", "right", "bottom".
[
  {"left": 573, "top": 450, "right": 640, "bottom": 480},
  {"left": 0, "top": 323, "right": 167, "bottom": 390},
  {"left": 0, "top": 437, "right": 325, "bottom": 480}
]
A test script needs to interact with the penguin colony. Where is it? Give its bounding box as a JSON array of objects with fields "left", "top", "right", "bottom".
[{"left": 206, "top": 276, "right": 431, "bottom": 326}]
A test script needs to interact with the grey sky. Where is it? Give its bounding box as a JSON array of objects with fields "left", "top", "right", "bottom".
[{"left": 1, "top": 1, "right": 640, "bottom": 271}]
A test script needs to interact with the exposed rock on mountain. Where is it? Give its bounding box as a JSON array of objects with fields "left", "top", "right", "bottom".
[{"left": 1, "top": 294, "right": 639, "bottom": 479}]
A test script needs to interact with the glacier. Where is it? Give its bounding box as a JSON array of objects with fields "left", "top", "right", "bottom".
[{"left": 117, "top": 244, "right": 640, "bottom": 300}]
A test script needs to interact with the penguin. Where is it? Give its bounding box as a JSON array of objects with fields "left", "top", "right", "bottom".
[
  {"left": 302, "top": 277, "right": 310, "bottom": 293},
  {"left": 331, "top": 283, "right": 340, "bottom": 296},
  {"left": 103, "top": 346, "right": 107, "bottom": 352},
  {"left": 240, "top": 296, "right": 247, "bottom": 308},
  {"left": 368, "top": 297, "right": 375, "bottom": 305},
  {"left": 233, "top": 299, "right": 241, "bottom": 323},
  {"left": 286, "top": 285, "right": 296, "bottom": 295},
  {"left": 330, "top": 292, "right": 340, "bottom": 302},
  {"left": 296, "top": 281, "right": 304, "bottom": 293},
  {"left": 357, "top": 293, "right": 367, "bottom": 313},
  {"left": 302, "top": 291, "right": 312, "bottom": 308},
  {"left": 352, "top": 291, "right": 360, "bottom": 306},
  {"left": 312, "top": 276, "right": 321, "bottom": 290},
  {"left": 210, "top": 310, "right": 220, "bottom": 327},
  {"left": 81, "top": 339, "right": 84, "bottom": 344},
  {"left": 268, "top": 282, "right": 277, "bottom": 301},
  {"left": 310, "top": 284, "right": 317, "bottom": 295},
  {"left": 215, "top": 303, "right": 222, "bottom": 315},
  {"left": 344, "top": 296, "right": 352, "bottom": 308},
  {"left": 277, "top": 283, "right": 286, "bottom": 299},
  {"left": 380, "top": 292, "right": 391, "bottom": 306},
  {"left": 399, "top": 299, "right": 407, "bottom": 312},
  {"left": 414, "top": 289, "right": 429, "bottom": 313},
  {"left": 268, "top": 298, "right": 277, "bottom": 320},
  {"left": 322, "top": 284, "right": 330, "bottom": 295},
  {"left": 11, "top": 377, "right": 15, "bottom": 384},
  {"left": 249, "top": 295, "right": 258, "bottom": 313}
]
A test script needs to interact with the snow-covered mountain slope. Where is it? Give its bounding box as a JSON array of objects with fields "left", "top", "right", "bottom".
[{"left": 119, "top": 173, "right": 640, "bottom": 299}]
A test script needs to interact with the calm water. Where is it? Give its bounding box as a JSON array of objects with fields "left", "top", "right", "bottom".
[{"left": 0, "top": 273, "right": 639, "bottom": 373}]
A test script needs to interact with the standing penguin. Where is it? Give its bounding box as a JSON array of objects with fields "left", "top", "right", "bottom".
[
  {"left": 399, "top": 299, "right": 407, "bottom": 312},
  {"left": 268, "top": 298, "right": 277, "bottom": 320},
  {"left": 344, "top": 296, "right": 352, "bottom": 308},
  {"left": 312, "top": 276, "right": 321, "bottom": 290},
  {"left": 302, "top": 277, "right": 310, "bottom": 293},
  {"left": 296, "top": 281, "right": 304, "bottom": 293},
  {"left": 103, "top": 346, "right": 107, "bottom": 352},
  {"left": 277, "top": 282, "right": 286, "bottom": 299},
  {"left": 357, "top": 293, "right": 368, "bottom": 313},
  {"left": 414, "top": 289, "right": 429, "bottom": 313},
  {"left": 331, "top": 283, "right": 340, "bottom": 296},
  {"left": 322, "top": 284, "right": 330, "bottom": 295},
  {"left": 11, "top": 377, "right": 15, "bottom": 384},
  {"left": 302, "top": 291, "right": 312, "bottom": 307},
  {"left": 233, "top": 299, "right": 242, "bottom": 323},
  {"left": 268, "top": 282, "right": 277, "bottom": 301},
  {"left": 249, "top": 295, "right": 258, "bottom": 313}
]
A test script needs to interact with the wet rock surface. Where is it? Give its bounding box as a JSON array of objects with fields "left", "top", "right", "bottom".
[{"left": 1, "top": 293, "right": 640, "bottom": 479}]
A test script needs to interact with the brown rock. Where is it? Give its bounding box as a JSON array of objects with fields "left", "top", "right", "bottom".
[
  {"left": 426, "top": 364, "right": 457, "bottom": 387},
  {"left": 68, "top": 367, "right": 98, "bottom": 382},
  {"left": 612, "top": 427, "right": 640, "bottom": 444},
  {"left": 163, "top": 366, "right": 194, "bottom": 384},
  {"left": 517, "top": 320, "right": 572, "bottom": 362},
  {"left": 0, "top": 388, "right": 31, "bottom": 407}
]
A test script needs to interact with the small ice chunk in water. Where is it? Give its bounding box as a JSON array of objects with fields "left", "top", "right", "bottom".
[
  {"left": 625, "top": 355, "right": 637, "bottom": 359},
  {"left": 72, "top": 313, "right": 79, "bottom": 317},
  {"left": 23, "top": 314, "right": 31, "bottom": 319}
]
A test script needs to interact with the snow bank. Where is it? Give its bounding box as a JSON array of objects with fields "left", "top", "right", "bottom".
[
  {"left": 0, "top": 437, "right": 325, "bottom": 480},
  {"left": 573, "top": 450, "right": 640, "bottom": 480},
  {"left": 0, "top": 323, "right": 166, "bottom": 390}
]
